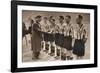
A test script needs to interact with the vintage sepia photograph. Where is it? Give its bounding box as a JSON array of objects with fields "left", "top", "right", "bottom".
[
  {"left": 11, "top": 1, "right": 97, "bottom": 72},
  {"left": 22, "top": 10, "right": 90, "bottom": 62}
]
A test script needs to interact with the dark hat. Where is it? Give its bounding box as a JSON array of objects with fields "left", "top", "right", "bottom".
[{"left": 35, "top": 15, "right": 41, "bottom": 19}]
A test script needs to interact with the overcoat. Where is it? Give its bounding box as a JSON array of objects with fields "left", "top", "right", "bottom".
[{"left": 31, "top": 22, "right": 42, "bottom": 53}]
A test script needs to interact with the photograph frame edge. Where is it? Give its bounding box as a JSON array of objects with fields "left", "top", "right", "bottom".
[{"left": 11, "top": 1, "right": 98, "bottom": 72}]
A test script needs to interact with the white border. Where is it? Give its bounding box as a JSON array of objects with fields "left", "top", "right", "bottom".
[{"left": 17, "top": 5, "right": 94, "bottom": 68}]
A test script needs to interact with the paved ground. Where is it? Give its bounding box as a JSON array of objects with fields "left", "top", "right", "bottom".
[{"left": 22, "top": 34, "right": 90, "bottom": 62}]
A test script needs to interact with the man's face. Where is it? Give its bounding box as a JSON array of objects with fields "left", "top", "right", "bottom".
[
  {"left": 44, "top": 17, "right": 48, "bottom": 22},
  {"left": 65, "top": 17, "right": 71, "bottom": 23},
  {"left": 76, "top": 18, "right": 82, "bottom": 24},
  {"left": 49, "top": 16, "right": 53, "bottom": 21},
  {"left": 36, "top": 17, "right": 42, "bottom": 23},
  {"left": 51, "top": 19, "right": 55, "bottom": 24},
  {"left": 59, "top": 18, "right": 63, "bottom": 23}
]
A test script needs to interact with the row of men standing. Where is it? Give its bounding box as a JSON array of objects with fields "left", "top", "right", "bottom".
[{"left": 22, "top": 14, "right": 88, "bottom": 60}]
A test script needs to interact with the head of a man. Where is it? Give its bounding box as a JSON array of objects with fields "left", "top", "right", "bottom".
[
  {"left": 44, "top": 17, "right": 48, "bottom": 23},
  {"left": 35, "top": 15, "right": 42, "bottom": 23},
  {"left": 76, "top": 15, "right": 83, "bottom": 25},
  {"left": 59, "top": 16, "right": 64, "bottom": 24},
  {"left": 51, "top": 19, "right": 55, "bottom": 25},
  {"left": 65, "top": 15, "right": 71, "bottom": 24}
]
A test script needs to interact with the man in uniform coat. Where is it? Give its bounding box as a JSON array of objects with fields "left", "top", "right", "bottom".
[{"left": 32, "top": 15, "right": 42, "bottom": 60}]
